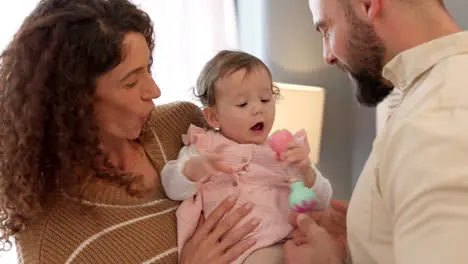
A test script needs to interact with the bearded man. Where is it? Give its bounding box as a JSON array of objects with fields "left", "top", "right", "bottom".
[{"left": 285, "top": 1, "right": 468, "bottom": 264}]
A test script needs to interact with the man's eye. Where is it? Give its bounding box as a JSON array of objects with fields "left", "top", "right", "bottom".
[{"left": 322, "top": 30, "right": 330, "bottom": 38}]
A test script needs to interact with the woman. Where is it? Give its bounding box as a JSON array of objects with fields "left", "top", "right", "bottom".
[{"left": 0, "top": 0, "right": 258, "bottom": 263}]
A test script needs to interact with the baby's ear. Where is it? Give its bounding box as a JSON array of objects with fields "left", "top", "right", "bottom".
[{"left": 202, "top": 106, "right": 220, "bottom": 129}]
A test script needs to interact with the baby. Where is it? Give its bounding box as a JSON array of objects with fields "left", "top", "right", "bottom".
[{"left": 161, "top": 50, "right": 333, "bottom": 264}]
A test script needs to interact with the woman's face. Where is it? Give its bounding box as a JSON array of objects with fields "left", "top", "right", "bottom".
[{"left": 94, "top": 32, "right": 160, "bottom": 140}]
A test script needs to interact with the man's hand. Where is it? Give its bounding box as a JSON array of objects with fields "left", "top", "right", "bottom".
[
  {"left": 308, "top": 200, "right": 348, "bottom": 244},
  {"left": 284, "top": 214, "right": 343, "bottom": 264},
  {"left": 285, "top": 200, "right": 349, "bottom": 264}
]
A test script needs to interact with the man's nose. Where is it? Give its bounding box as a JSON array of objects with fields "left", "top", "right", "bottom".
[{"left": 323, "top": 45, "right": 337, "bottom": 65}]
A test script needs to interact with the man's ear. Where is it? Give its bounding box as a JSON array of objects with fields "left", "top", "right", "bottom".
[
  {"left": 361, "top": 0, "right": 383, "bottom": 22},
  {"left": 203, "top": 106, "right": 220, "bottom": 129}
]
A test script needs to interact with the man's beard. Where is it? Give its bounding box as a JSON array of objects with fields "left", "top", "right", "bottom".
[{"left": 340, "top": 12, "right": 394, "bottom": 107}]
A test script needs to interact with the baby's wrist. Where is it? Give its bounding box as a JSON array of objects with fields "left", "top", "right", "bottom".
[
  {"left": 301, "top": 165, "right": 316, "bottom": 188},
  {"left": 183, "top": 159, "right": 198, "bottom": 182}
]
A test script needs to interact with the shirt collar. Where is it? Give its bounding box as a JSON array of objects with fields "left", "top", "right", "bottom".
[{"left": 382, "top": 31, "right": 468, "bottom": 92}]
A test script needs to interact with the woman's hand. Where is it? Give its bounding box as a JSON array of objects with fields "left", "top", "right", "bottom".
[
  {"left": 284, "top": 200, "right": 349, "bottom": 264},
  {"left": 179, "top": 195, "right": 259, "bottom": 264}
]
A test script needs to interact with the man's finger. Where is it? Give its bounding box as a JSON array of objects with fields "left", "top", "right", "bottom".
[
  {"left": 331, "top": 200, "right": 349, "bottom": 215},
  {"left": 290, "top": 229, "right": 306, "bottom": 242},
  {"left": 283, "top": 240, "right": 301, "bottom": 264},
  {"left": 296, "top": 213, "right": 319, "bottom": 233},
  {"left": 306, "top": 210, "right": 327, "bottom": 224},
  {"left": 291, "top": 236, "right": 309, "bottom": 246}
]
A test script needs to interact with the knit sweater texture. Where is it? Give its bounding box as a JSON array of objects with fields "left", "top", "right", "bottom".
[{"left": 15, "top": 102, "right": 207, "bottom": 264}]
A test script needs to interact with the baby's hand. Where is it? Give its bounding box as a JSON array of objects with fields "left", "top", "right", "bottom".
[
  {"left": 281, "top": 139, "right": 311, "bottom": 171},
  {"left": 183, "top": 145, "right": 233, "bottom": 182},
  {"left": 280, "top": 133, "right": 316, "bottom": 187}
]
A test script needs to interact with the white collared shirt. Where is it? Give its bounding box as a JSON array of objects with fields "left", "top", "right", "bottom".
[{"left": 347, "top": 31, "right": 468, "bottom": 264}]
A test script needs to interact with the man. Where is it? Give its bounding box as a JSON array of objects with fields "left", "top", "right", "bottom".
[{"left": 284, "top": 0, "right": 468, "bottom": 263}]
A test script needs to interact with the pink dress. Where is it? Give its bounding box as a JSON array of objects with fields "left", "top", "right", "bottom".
[{"left": 173, "top": 125, "right": 332, "bottom": 264}]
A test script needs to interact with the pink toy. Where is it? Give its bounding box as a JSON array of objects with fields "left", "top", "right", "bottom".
[
  {"left": 269, "top": 129, "right": 295, "bottom": 158},
  {"left": 269, "top": 129, "right": 318, "bottom": 213}
]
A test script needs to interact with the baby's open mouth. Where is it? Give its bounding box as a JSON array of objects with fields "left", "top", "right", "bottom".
[{"left": 251, "top": 122, "right": 264, "bottom": 131}]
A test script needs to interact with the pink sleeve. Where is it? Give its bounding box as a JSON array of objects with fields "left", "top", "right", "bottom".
[{"left": 182, "top": 124, "right": 208, "bottom": 146}]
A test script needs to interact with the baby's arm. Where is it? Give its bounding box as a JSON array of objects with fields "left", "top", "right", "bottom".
[
  {"left": 308, "top": 165, "right": 333, "bottom": 209},
  {"left": 294, "top": 165, "right": 333, "bottom": 210},
  {"left": 161, "top": 145, "right": 200, "bottom": 201}
]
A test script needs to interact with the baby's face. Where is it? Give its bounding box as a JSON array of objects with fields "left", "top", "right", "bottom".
[{"left": 209, "top": 66, "right": 275, "bottom": 144}]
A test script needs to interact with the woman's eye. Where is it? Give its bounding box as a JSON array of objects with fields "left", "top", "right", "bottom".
[
  {"left": 126, "top": 81, "right": 138, "bottom": 88},
  {"left": 237, "top": 103, "right": 247, "bottom": 108}
]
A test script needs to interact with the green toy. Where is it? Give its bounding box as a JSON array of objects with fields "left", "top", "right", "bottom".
[
  {"left": 288, "top": 178, "right": 318, "bottom": 212},
  {"left": 269, "top": 129, "right": 318, "bottom": 212}
]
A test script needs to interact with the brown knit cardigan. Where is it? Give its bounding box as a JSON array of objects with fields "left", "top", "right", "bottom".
[{"left": 15, "top": 102, "right": 207, "bottom": 264}]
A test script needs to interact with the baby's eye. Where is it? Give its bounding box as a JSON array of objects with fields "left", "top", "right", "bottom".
[
  {"left": 237, "top": 102, "right": 247, "bottom": 108},
  {"left": 261, "top": 99, "right": 271, "bottom": 103}
]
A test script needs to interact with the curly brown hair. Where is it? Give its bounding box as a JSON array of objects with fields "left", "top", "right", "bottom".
[{"left": 0, "top": 0, "right": 154, "bottom": 250}]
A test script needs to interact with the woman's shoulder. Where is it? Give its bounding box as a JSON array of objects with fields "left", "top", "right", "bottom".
[
  {"left": 140, "top": 101, "right": 210, "bottom": 167},
  {"left": 150, "top": 101, "right": 207, "bottom": 128},
  {"left": 142, "top": 101, "right": 210, "bottom": 143}
]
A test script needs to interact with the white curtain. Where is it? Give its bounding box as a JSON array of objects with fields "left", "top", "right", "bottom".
[
  {"left": 138, "top": 0, "right": 238, "bottom": 104},
  {"left": 0, "top": 1, "right": 237, "bottom": 263}
]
